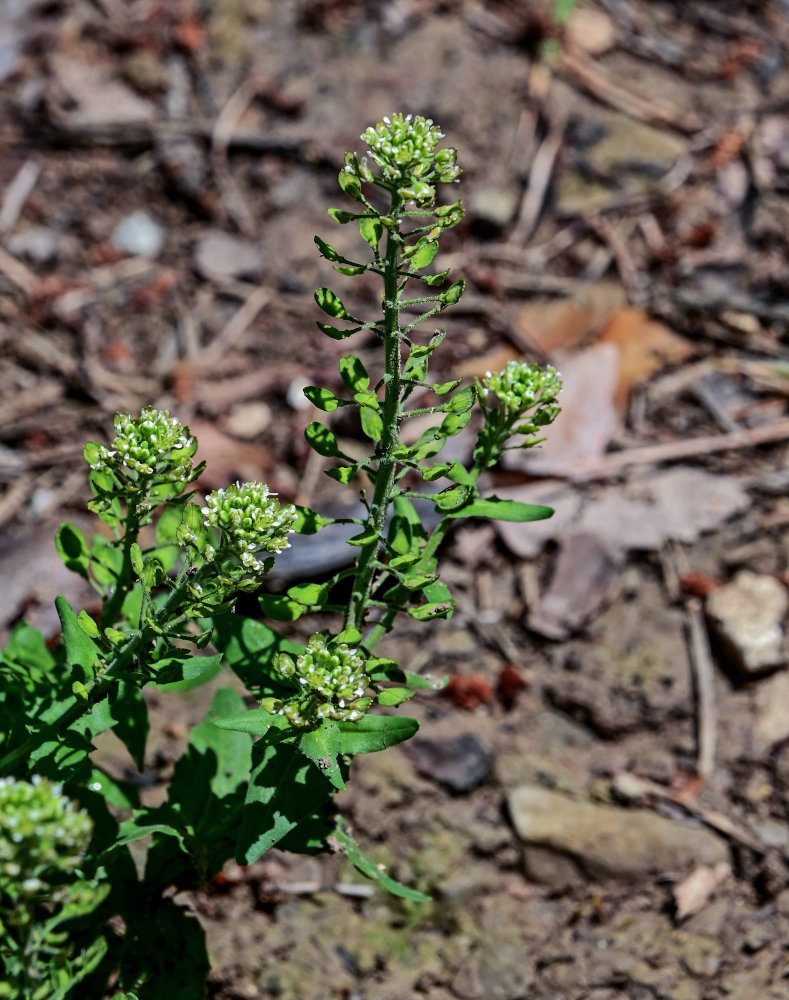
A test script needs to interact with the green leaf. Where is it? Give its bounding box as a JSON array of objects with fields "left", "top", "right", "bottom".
[
  {"left": 326, "top": 465, "right": 357, "bottom": 485},
  {"left": 305, "top": 422, "right": 344, "bottom": 458},
  {"left": 55, "top": 522, "right": 90, "bottom": 579},
  {"left": 445, "top": 497, "right": 554, "bottom": 521},
  {"left": 122, "top": 899, "right": 208, "bottom": 1000},
  {"left": 214, "top": 707, "right": 291, "bottom": 737},
  {"left": 387, "top": 513, "right": 413, "bottom": 555},
  {"left": 446, "top": 460, "right": 475, "bottom": 486},
  {"left": 334, "top": 264, "right": 366, "bottom": 275},
  {"left": 420, "top": 462, "right": 453, "bottom": 482},
  {"left": 211, "top": 615, "right": 302, "bottom": 699},
  {"left": 405, "top": 238, "right": 439, "bottom": 269},
  {"left": 333, "top": 818, "right": 430, "bottom": 902},
  {"left": 439, "top": 278, "right": 465, "bottom": 306},
  {"left": 292, "top": 505, "right": 331, "bottom": 534},
  {"left": 56, "top": 595, "right": 101, "bottom": 681},
  {"left": 422, "top": 268, "right": 450, "bottom": 287},
  {"left": 304, "top": 385, "right": 345, "bottom": 411},
  {"left": 347, "top": 527, "right": 378, "bottom": 547},
  {"left": 108, "top": 681, "right": 149, "bottom": 770},
  {"left": 153, "top": 652, "right": 223, "bottom": 690},
  {"left": 408, "top": 601, "right": 454, "bottom": 621},
  {"left": 433, "top": 485, "right": 473, "bottom": 511},
  {"left": 353, "top": 389, "right": 379, "bottom": 409},
  {"left": 339, "top": 354, "right": 370, "bottom": 392},
  {"left": 376, "top": 687, "right": 415, "bottom": 707},
  {"left": 236, "top": 738, "right": 334, "bottom": 864},
  {"left": 439, "top": 409, "right": 472, "bottom": 436},
  {"left": 287, "top": 582, "right": 330, "bottom": 607},
  {"left": 317, "top": 321, "right": 360, "bottom": 341},
  {"left": 336, "top": 714, "right": 418, "bottom": 754},
  {"left": 314, "top": 234, "right": 341, "bottom": 261},
  {"left": 315, "top": 287, "right": 351, "bottom": 319},
  {"left": 432, "top": 378, "right": 463, "bottom": 395},
  {"left": 328, "top": 207, "right": 357, "bottom": 224},
  {"left": 130, "top": 542, "right": 144, "bottom": 575},
  {"left": 360, "top": 406, "right": 383, "bottom": 443},
  {"left": 299, "top": 720, "right": 344, "bottom": 790},
  {"left": 258, "top": 593, "right": 305, "bottom": 621},
  {"left": 446, "top": 385, "right": 476, "bottom": 414},
  {"left": 77, "top": 609, "right": 100, "bottom": 639},
  {"left": 358, "top": 216, "right": 383, "bottom": 251},
  {"left": 338, "top": 168, "right": 363, "bottom": 200}
]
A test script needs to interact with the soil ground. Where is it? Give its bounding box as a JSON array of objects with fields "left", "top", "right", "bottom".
[{"left": 3, "top": 1, "right": 789, "bottom": 998}]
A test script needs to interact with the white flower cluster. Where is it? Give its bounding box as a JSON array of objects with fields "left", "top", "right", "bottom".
[
  {"left": 88, "top": 407, "right": 197, "bottom": 484},
  {"left": 201, "top": 481, "right": 297, "bottom": 577},
  {"left": 274, "top": 634, "right": 372, "bottom": 727},
  {"left": 482, "top": 361, "right": 562, "bottom": 418},
  {"left": 0, "top": 775, "right": 93, "bottom": 894},
  {"left": 357, "top": 113, "right": 460, "bottom": 205}
]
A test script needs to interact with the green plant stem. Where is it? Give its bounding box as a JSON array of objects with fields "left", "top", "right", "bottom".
[
  {"left": 345, "top": 195, "right": 404, "bottom": 633},
  {"left": 100, "top": 495, "right": 142, "bottom": 629}
]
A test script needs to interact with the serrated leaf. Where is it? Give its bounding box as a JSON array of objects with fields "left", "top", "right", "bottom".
[
  {"left": 440, "top": 279, "right": 465, "bottom": 306},
  {"left": 333, "top": 818, "right": 430, "bottom": 902},
  {"left": 299, "top": 720, "right": 344, "bottom": 790},
  {"left": 445, "top": 497, "right": 554, "bottom": 522},
  {"left": 339, "top": 354, "right": 370, "bottom": 392},
  {"left": 303, "top": 385, "right": 345, "bottom": 412}
]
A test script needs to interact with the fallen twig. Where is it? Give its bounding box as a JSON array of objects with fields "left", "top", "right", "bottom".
[
  {"left": 509, "top": 118, "right": 566, "bottom": 246},
  {"left": 211, "top": 79, "right": 260, "bottom": 236},
  {"left": 542, "top": 417, "right": 789, "bottom": 481},
  {"left": 685, "top": 597, "right": 717, "bottom": 782}
]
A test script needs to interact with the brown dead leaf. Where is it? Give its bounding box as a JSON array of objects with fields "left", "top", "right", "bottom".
[
  {"left": 455, "top": 344, "right": 520, "bottom": 380},
  {"left": 599, "top": 307, "right": 693, "bottom": 411},
  {"left": 191, "top": 419, "right": 274, "bottom": 490},
  {"left": 674, "top": 863, "right": 731, "bottom": 920},
  {"left": 516, "top": 282, "right": 625, "bottom": 354}
]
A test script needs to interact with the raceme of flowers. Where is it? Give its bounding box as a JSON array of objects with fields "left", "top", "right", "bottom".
[
  {"left": 481, "top": 361, "right": 562, "bottom": 423},
  {"left": 273, "top": 634, "right": 372, "bottom": 727},
  {"left": 0, "top": 775, "right": 93, "bottom": 895},
  {"left": 200, "top": 481, "right": 297, "bottom": 576},
  {"left": 86, "top": 406, "right": 197, "bottom": 485}
]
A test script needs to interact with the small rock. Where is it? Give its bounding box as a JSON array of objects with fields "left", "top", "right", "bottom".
[
  {"left": 752, "top": 670, "right": 789, "bottom": 753},
  {"left": 527, "top": 532, "right": 622, "bottom": 639},
  {"left": 221, "top": 401, "right": 272, "bottom": 439},
  {"left": 508, "top": 785, "right": 729, "bottom": 888},
  {"left": 111, "top": 211, "right": 165, "bottom": 258},
  {"left": 468, "top": 184, "right": 519, "bottom": 235},
  {"left": 706, "top": 570, "right": 788, "bottom": 675},
  {"left": 406, "top": 734, "right": 491, "bottom": 793},
  {"left": 6, "top": 225, "right": 59, "bottom": 264},
  {"left": 749, "top": 193, "right": 789, "bottom": 246},
  {"left": 566, "top": 7, "right": 616, "bottom": 55},
  {"left": 194, "top": 229, "right": 263, "bottom": 283}
]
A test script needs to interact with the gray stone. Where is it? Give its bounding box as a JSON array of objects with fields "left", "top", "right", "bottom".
[
  {"left": 111, "top": 211, "right": 165, "bottom": 258},
  {"left": 706, "top": 570, "right": 788, "bottom": 675},
  {"left": 406, "top": 734, "right": 491, "bottom": 793},
  {"left": 508, "top": 785, "right": 729, "bottom": 887},
  {"left": 752, "top": 669, "right": 789, "bottom": 753},
  {"left": 194, "top": 229, "right": 263, "bottom": 283}
]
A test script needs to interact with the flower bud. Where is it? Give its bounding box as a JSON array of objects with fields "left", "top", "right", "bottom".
[{"left": 273, "top": 633, "right": 371, "bottom": 727}]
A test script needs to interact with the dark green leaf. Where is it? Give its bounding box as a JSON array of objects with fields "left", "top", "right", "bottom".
[
  {"left": 339, "top": 354, "right": 370, "bottom": 393},
  {"left": 287, "top": 582, "right": 330, "bottom": 607},
  {"left": 122, "top": 899, "right": 208, "bottom": 1000},
  {"left": 317, "top": 322, "right": 359, "bottom": 341},
  {"left": 432, "top": 378, "right": 463, "bottom": 396},
  {"left": 236, "top": 739, "right": 334, "bottom": 864},
  {"left": 328, "top": 207, "right": 356, "bottom": 223},
  {"left": 338, "top": 168, "right": 363, "bottom": 200},
  {"left": 360, "top": 407, "right": 383, "bottom": 443},
  {"left": 439, "top": 409, "right": 472, "bottom": 436},
  {"left": 258, "top": 594, "right": 305, "bottom": 621},
  {"left": 303, "top": 385, "right": 345, "bottom": 412},
  {"left": 333, "top": 264, "right": 366, "bottom": 275},
  {"left": 315, "top": 287, "right": 351, "bottom": 319},
  {"left": 305, "top": 422, "right": 344, "bottom": 458},
  {"left": 445, "top": 497, "right": 554, "bottom": 521},
  {"left": 299, "top": 720, "right": 344, "bottom": 789},
  {"left": 439, "top": 279, "right": 465, "bottom": 306},
  {"left": 153, "top": 652, "right": 223, "bottom": 690},
  {"left": 109, "top": 681, "right": 149, "bottom": 770},
  {"left": 446, "top": 385, "right": 476, "bottom": 414},
  {"left": 214, "top": 708, "right": 291, "bottom": 737},
  {"left": 333, "top": 819, "right": 430, "bottom": 902},
  {"left": 55, "top": 522, "right": 90, "bottom": 580},
  {"left": 326, "top": 465, "right": 357, "bottom": 485},
  {"left": 211, "top": 615, "right": 302, "bottom": 699},
  {"left": 292, "top": 505, "right": 331, "bottom": 534},
  {"left": 376, "top": 687, "right": 414, "bottom": 707},
  {"left": 314, "top": 234, "right": 341, "bottom": 261},
  {"left": 336, "top": 714, "right": 418, "bottom": 754},
  {"left": 56, "top": 595, "right": 101, "bottom": 681},
  {"left": 358, "top": 216, "right": 382, "bottom": 251}
]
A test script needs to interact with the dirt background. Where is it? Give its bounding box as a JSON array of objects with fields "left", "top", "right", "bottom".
[{"left": 3, "top": 1, "right": 789, "bottom": 997}]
